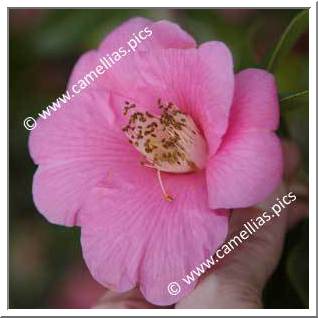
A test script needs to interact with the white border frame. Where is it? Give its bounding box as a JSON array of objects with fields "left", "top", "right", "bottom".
[{"left": 2, "top": 0, "right": 316, "bottom": 316}]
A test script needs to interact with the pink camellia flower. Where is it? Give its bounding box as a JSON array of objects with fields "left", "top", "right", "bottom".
[{"left": 29, "top": 17, "right": 283, "bottom": 305}]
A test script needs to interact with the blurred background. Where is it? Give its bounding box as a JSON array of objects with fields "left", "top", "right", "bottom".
[{"left": 9, "top": 9, "right": 309, "bottom": 308}]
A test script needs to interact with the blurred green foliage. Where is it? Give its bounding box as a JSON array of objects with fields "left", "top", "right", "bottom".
[{"left": 9, "top": 9, "right": 308, "bottom": 308}]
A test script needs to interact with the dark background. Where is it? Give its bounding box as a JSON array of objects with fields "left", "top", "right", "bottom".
[{"left": 9, "top": 8, "right": 309, "bottom": 308}]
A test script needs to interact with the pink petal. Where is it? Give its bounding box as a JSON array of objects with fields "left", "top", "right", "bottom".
[
  {"left": 206, "top": 130, "right": 283, "bottom": 209},
  {"left": 29, "top": 90, "right": 139, "bottom": 226},
  {"left": 80, "top": 170, "right": 229, "bottom": 306},
  {"left": 99, "top": 18, "right": 196, "bottom": 52},
  {"left": 229, "top": 69, "right": 280, "bottom": 134},
  {"left": 206, "top": 68, "right": 282, "bottom": 209},
  {"left": 67, "top": 18, "right": 196, "bottom": 94},
  {"left": 30, "top": 91, "right": 117, "bottom": 164},
  {"left": 129, "top": 41, "right": 234, "bottom": 154}
]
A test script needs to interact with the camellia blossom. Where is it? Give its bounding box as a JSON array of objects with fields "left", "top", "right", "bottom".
[{"left": 29, "top": 17, "right": 283, "bottom": 305}]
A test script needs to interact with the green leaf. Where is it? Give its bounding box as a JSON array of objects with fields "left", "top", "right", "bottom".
[
  {"left": 266, "top": 10, "right": 309, "bottom": 72},
  {"left": 280, "top": 90, "right": 309, "bottom": 104}
]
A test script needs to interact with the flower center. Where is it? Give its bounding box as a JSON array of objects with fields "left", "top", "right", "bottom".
[{"left": 122, "top": 99, "right": 207, "bottom": 201}]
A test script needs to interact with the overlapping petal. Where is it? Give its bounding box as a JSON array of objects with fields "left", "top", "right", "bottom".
[
  {"left": 127, "top": 41, "right": 234, "bottom": 155},
  {"left": 67, "top": 18, "right": 196, "bottom": 96},
  {"left": 206, "top": 69, "right": 282, "bottom": 209}
]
